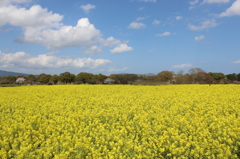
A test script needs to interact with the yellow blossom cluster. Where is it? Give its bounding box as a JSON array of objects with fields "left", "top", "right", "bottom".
[{"left": 0, "top": 85, "right": 240, "bottom": 158}]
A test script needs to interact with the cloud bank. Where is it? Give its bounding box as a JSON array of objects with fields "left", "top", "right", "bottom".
[
  {"left": 203, "top": 0, "right": 230, "bottom": 4},
  {"left": 0, "top": 2, "right": 133, "bottom": 52},
  {"left": 188, "top": 20, "right": 218, "bottom": 30},
  {"left": 18, "top": 18, "right": 102, "bottom": 49},
  {"left": 220, "top": 0, "right": 240, "bottom": 17},
  {"left": 0, "top": 51, "right": 111, "bottom": 69},
  {"left": 0, "top": 0, "right": 31, "bottom": 6},
  {"left": 0, "top": 5, "right": 63, "bottom": 28}
]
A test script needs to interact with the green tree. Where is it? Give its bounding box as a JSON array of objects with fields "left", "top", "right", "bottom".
[
  {"left": 111, "top": 74, "right": 138, "bottom": 84},
  {"left": 138, "top": 74, "right": 147, "bottom": 80},
  {"left": 226, "top": 73, "right": 237, "bottom": 81},
  {"left": 113, "top": 74, "right": 127, "bottom": 84},
  {"left": 49, "top": 74, "right": 59, "bottom": 84},
  {"left": 126, "top": 74, "right": 139, "bottom": 83},
  {"left": 96, "top": 73, "right": 108, "bottom": 84},
  {"left": 146, "top": 73, "right": 156, "bottom": 81},
  {"left": 203, "top": 73, "right": 214, "bottom": 84},
  {"left": 237, "top": 73, "right": 240, "bottom": 81},
  {"left": 156, "top": 71, "right": 174, "bottom": 82},
  {"left": 208, "top": 72, "right": 226, "bottom": 83},
  {"left": 138, "top": 73, "right": 156, "bottom": 81},
  {"left": 37, "top": 73, "right": 51, "bottom": 84},
  {"left": 4, "top": 75, "right": 17, "bottom": 82},
  {"left": 184, "top": 74, "right": 193, "bottom": 84},
  {"left": 88, "top": 74, "right": 99, "bottom": 84},
  {"left": 76, "top": 72, "right": 94, "bottom": 84},
  {"left": 59, "top": 72, "right": 75, "bottom": 84},
  {"left": 70, "top": 74, "right": 76, "bottom": 83},
  {"left": 0, "top": 75, "right": 16, "bottom": 84},
  {"left": 27, "top": 74, "right": 37, "bottom": 82}
]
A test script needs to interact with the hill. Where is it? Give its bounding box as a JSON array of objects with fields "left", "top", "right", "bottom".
[{"left": 0, "top": 70, "right": 30, "bottom": 77}]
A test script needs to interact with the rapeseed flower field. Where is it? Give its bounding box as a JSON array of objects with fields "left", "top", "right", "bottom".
[{"left": 0, "top": 85, "right": 240, "bottom": 158}]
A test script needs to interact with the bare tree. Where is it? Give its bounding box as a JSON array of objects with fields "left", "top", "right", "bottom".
[{"left": 188, "top": 68, "right": 205, "bottom": 84}]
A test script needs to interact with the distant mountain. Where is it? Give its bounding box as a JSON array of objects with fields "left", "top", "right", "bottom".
[{"left": 0, "top": 70, "right": 31, "bottom": 77}]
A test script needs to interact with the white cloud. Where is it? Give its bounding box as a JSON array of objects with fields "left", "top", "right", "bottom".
[
  {"left": 152, "top": 20, "right": 161, "bottom": 25},
  {"left": 46, "top": 50, "right": 60, "bottom": 56},
  {"left": 84, "top": 45, "right": 102, "bottom": 54},
  {"left": 136, "top": 17, "right": 146, "bottom": 21},
  {"left": 108, "top": 67, "right": 129, "bottom": 72},
  {"left": 0, "top": 2, "right": 131, "bottom": 53},
  {"left": 128, "top": 22, "right": 146, "bottom": 29},
  {"left": 0, "top": 51, "right": 111, "bottom": 70},
  {"left": 232, "top": 60, "right": 240, "bottom": 63},
  {"left": 0, "top": 0, "right": 31, "bottom": 6},
  {"left": 219, "top": 0, "right": 240, "bottom": 17},
  {"left": 189, "top": 0, "right": 199, "bottom": 9},
  {"left": 80, "top": 4, "right": 96, "bottom": 13},
  {"left": 137, "top": 0, "right": 156, "bottom": 2},
  {"left": 156, "top": 32, "right": 171, "bottom": 37},
  {"left": 18, "top": 18, "right": 102, "bottom": 49},
  {"left": 190, "top": 0, "right": 230, "bottom": 8},
  {"left": 172, "top": 64, "right": 193, "bottom": 68},
  {"left": 189, "top": 0, "right": 199, "bottom": 5},
  {"left": 0, "top": 5, "right": 63, "bottom": 28},
  {"left": 195, "top": 35, "right": 206, "bottom": 41},
  {"left": 102, "top": 37, "right": 121, "bottom": 46},
  {"left": 188, "top": 19, "right": 218, "bottom": 30},
  {"left": 175, "top": 16, "right": 182, "bottom": 20},
  {"left": 110, "top": 44, "right": 134, "bottom": 54},
  {"left": 139, "top": 7, "right": 145, "bottom": 10},
  {"left": 203, "top": 0, "right": 230, "bottom": 3}
]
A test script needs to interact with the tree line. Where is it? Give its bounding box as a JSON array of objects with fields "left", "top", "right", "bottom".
[{"left": 0, "top": 67, "right": 240, "bottom": 85}]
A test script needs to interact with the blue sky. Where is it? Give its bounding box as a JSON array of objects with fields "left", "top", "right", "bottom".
[{"left": 0, "top": 0, "right": 240, "bottom": 75}]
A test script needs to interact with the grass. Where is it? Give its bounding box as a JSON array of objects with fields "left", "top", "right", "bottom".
[
  {"left": 133, "top": 80, "right": 169, "bottom": 85},
  {"left": 0, "top": 84, "right": 19, "bottom": 87},
  {"left": 0, "top": 81, "right": 169, "bottom": 87}
]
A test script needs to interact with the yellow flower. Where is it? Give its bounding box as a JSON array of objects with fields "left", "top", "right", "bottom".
[{"left": 0, "top": 85, "right": 239, "bottom": 158}]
